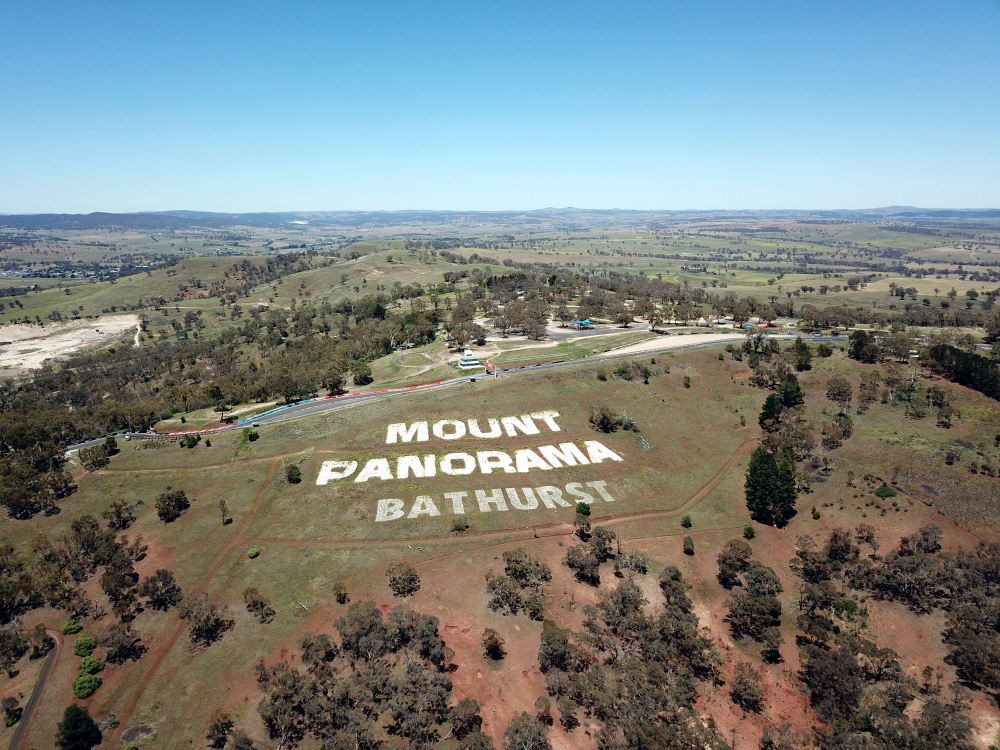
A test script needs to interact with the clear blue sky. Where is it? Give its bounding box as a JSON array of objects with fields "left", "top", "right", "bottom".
[{"left": 2, "top": 1, "right": 999, "bottom": 213}]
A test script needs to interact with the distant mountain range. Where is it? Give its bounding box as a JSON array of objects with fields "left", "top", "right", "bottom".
[{"left": 2, "top": 207, "right": 999, "bottom": 231}]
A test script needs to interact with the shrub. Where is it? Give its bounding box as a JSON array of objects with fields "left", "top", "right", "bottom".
[
  {"left": 743, "top": 525, "right": 756, "bottom": 540},
  {"left": 681, "top": 514, "right": 692, "bottom": 528},
  {"left": 683, "top": 537, "right": 695, "bottom": 556},
  {"left": 77, "top": 655, "right": 105, "bottom": 676},
  {"left": 452, "top": 517, "right": 470, "bottom": 532},
  {"left": 812, "top": 507, "right": 821, "bottom": 519},
  {"left": 247, "top": 548, "right": 260, "bottom": 559},
  {"left": 242, "top": 427, "right": 259, "bottom": 442},
  {"left": 73, "top": 636, "right": 96, "bottom": 658},
  {"left": 874, "top": 483, "right": 897, "bottom": 499},
  {"left": 72, "top": 672, "right": 103, "bottom": 698},
  {"left": 62, "top": 620, "right": 83, "bottom": 635},
  {"left": 285, "top": 464, "right": 301, "bottom": 483},
  {"left": 683, "top": 375, "right": 691, "bottom": 388}
]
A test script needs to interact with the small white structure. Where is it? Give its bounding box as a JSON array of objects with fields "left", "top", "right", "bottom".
[{"left": 457, "top": 349, "right": 481, "bottom": 370}]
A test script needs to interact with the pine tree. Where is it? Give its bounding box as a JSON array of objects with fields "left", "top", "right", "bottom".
[
  {"left": 745, "top": 446, "right": 798, "bottom": 527},
  {"left": 774, "top": 454, "right": 798, "bottom": 526},
  {"left": 779, "top": 375, "right": 805, "bottom": 408},
  {"left": 759, "top": 393, "right": 784, "bottom": 430},
  {"left": 745, "top": 446, "right": 777, "bottom": 525},
  {"left": 55, "top": 704, "right": 102, "bottom": 750}
]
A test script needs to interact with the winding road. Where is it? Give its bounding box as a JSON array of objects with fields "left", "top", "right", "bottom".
[{"left": 66, "top": 332, "right": 845, "bottom": 453}]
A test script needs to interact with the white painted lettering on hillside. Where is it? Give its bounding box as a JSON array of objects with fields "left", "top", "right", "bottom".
[
  {"left": 385, "top": 410, "right": 562, "bottom": 444},
  {"left": 315, "top": 441, "right": 621, "bottom": 484},
  {"left": 315, "top": 409, "right": 631, "bottom": 523}
]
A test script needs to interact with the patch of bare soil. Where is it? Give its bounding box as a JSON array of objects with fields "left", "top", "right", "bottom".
[{"left": 0, "top": 314, "right": 139, "bottom": 373}]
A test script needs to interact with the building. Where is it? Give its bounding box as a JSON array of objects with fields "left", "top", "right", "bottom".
[{"left": 457, "top": 349, "right": 482, "bottom": 370}]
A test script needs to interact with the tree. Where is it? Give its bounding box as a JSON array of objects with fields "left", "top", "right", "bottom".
[
  {"left": 155, "top": 489, "right": 190, "bottom": 522},
  {"left": 285, "top": 464, "right": 301, "bottom": 483},
  {"left": 717, "top": 539, "right": 753, "bottom": 589},
  {"left": 299, "top": 632, "right": 339, "bottom": 670},
  {"left": 218, "top": 498, "right": 230, "bottom": 525},
  {"left": 179, "top": 592, "right": 233, "bottom": 647},
  {"left": 55, "top": 704, "right": 102, "bottom": 750},
  {"left": 731, "top": 661, "right": 764, "bottom": 712},
  {"left": 779, "top": 375, "right": 804, "bottom": 408},
  {"left": 97, "top": 622, "right": 145, "bottom": 664},
  {"left": 614, "top": 551, "right": 651, "bottom": 578},
  {"left": 450, "top": 697, "right": 483, "bottom": 738},
  {"left": 503, "top": 712, "right": 551, "bottom": 750},
  {"left": 826, "top": 375, "right": 853, "bottom": 412},
  {"left": 139, "top": 569, "right": 183, "bottom": 611},
  {"left": 683, "top": 536, "right": 695, "bottom": 556},
  {"left": 244, "top": 587, "right": 276, "bottom": 623},
  {"left": 557, "top": 696, "right": 578, "bottom": 730},
  {"left": 759, "top": 393, "right": 784, "bottom": 431},
  {"left": 534, "top": 696, "right": 553, "bottom": 726},
  {"left": 101, "top": 499, "right": 136, "bottom": 530},
  {"left": 2, "top": 695, "right": 21, "bottom": 727},
  {"left": 482, "top": 628, "right": 506, "bottom": 660},
  {"left": 564, "top": 545, "right": 601, "bottom": 585},
  {"left": 78, "top": 445, "right": 109, "bottom": 472},
  {"left": 334, "top": 601, "right": 398, "bottom": 662},
  {"left": 794, "top": 337, "right": 812, "bottom": 371},
  {"left": 206, "top": 711, "right": 234, "bottom": 749},
  {"left": 351, "top": 360, "right": 373, "bottom": 386},
  {"left": 744, "top": 446, "right": 797, "bottom": 527},
  {"left": 461, "top": 732, "right": 497, "bottom": 750},
  {"left": 386, "top": 562, "right": 420, "bottom": 597}
]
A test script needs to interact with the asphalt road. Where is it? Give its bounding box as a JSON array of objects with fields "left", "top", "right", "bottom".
[
  {"left": 66, "top": 333, "right": 846, "bottom": 452},
  {"left": 6, "top": 632, "right": 58, "bottom": 750}
]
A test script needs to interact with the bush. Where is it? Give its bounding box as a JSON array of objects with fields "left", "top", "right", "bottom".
[
  {"left": 77, "top": 655, "right": 105, "bottom": 676},
  {"left": 62, "top": 620, "right": 83, "bottom": 635},
  {"left": 452, "top": 517, "right": 470, "bottom": 533},
  {"left": 743, "top": 525, "right": 756, "bottom": 540},
  {"left": 874, "top": 482, "right": 897, "bottom": 498},
  {"left": 242, "top": 427, "right": 259, "bottom": 442},
  {"left": 681, "top": 514, "right": 692, "bottom": 528},
  {"left": 72, "top": 672, "right": 103, "bottom": 699},
  {"left": 683, "top": 537, "right": 695, "bottom": 556},
  {"left": 683, "top": 375, "right": 691, "bottom": 388},
  {"left": 73, "top": 636, "right": 96, "bottom": 658},
  {"left": 248, "top": 548, "right": 260, "bottom": 559},
  {"left": 285, "top": 464, "right": 301, "bottom": 483}
]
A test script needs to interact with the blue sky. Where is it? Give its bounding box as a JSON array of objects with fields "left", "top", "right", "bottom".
[{"left": 1, "top": 1, "right": 998, "bottom": 212}]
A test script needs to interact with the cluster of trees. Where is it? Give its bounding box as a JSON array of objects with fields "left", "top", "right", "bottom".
[
  {"left": 800, "top": 299, "right": 1000, "bottom": 331},
  {"left": 788, "top": 527, "right": 979, "bottom": 750},
  {"left": 0, "top": 503, "right": 214, "bottom": 681},
  {"left": 485, "top": 548, "right": 550, "bottom": 620},
  {"left": 251, "top": 601, "right": 467, "bottom": 750},
  {"left": 536, "top": 569, "right": 728, "bottom": 749},
  {"left": 717, "top": 540, "right": 784, "bottom": 662}
]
